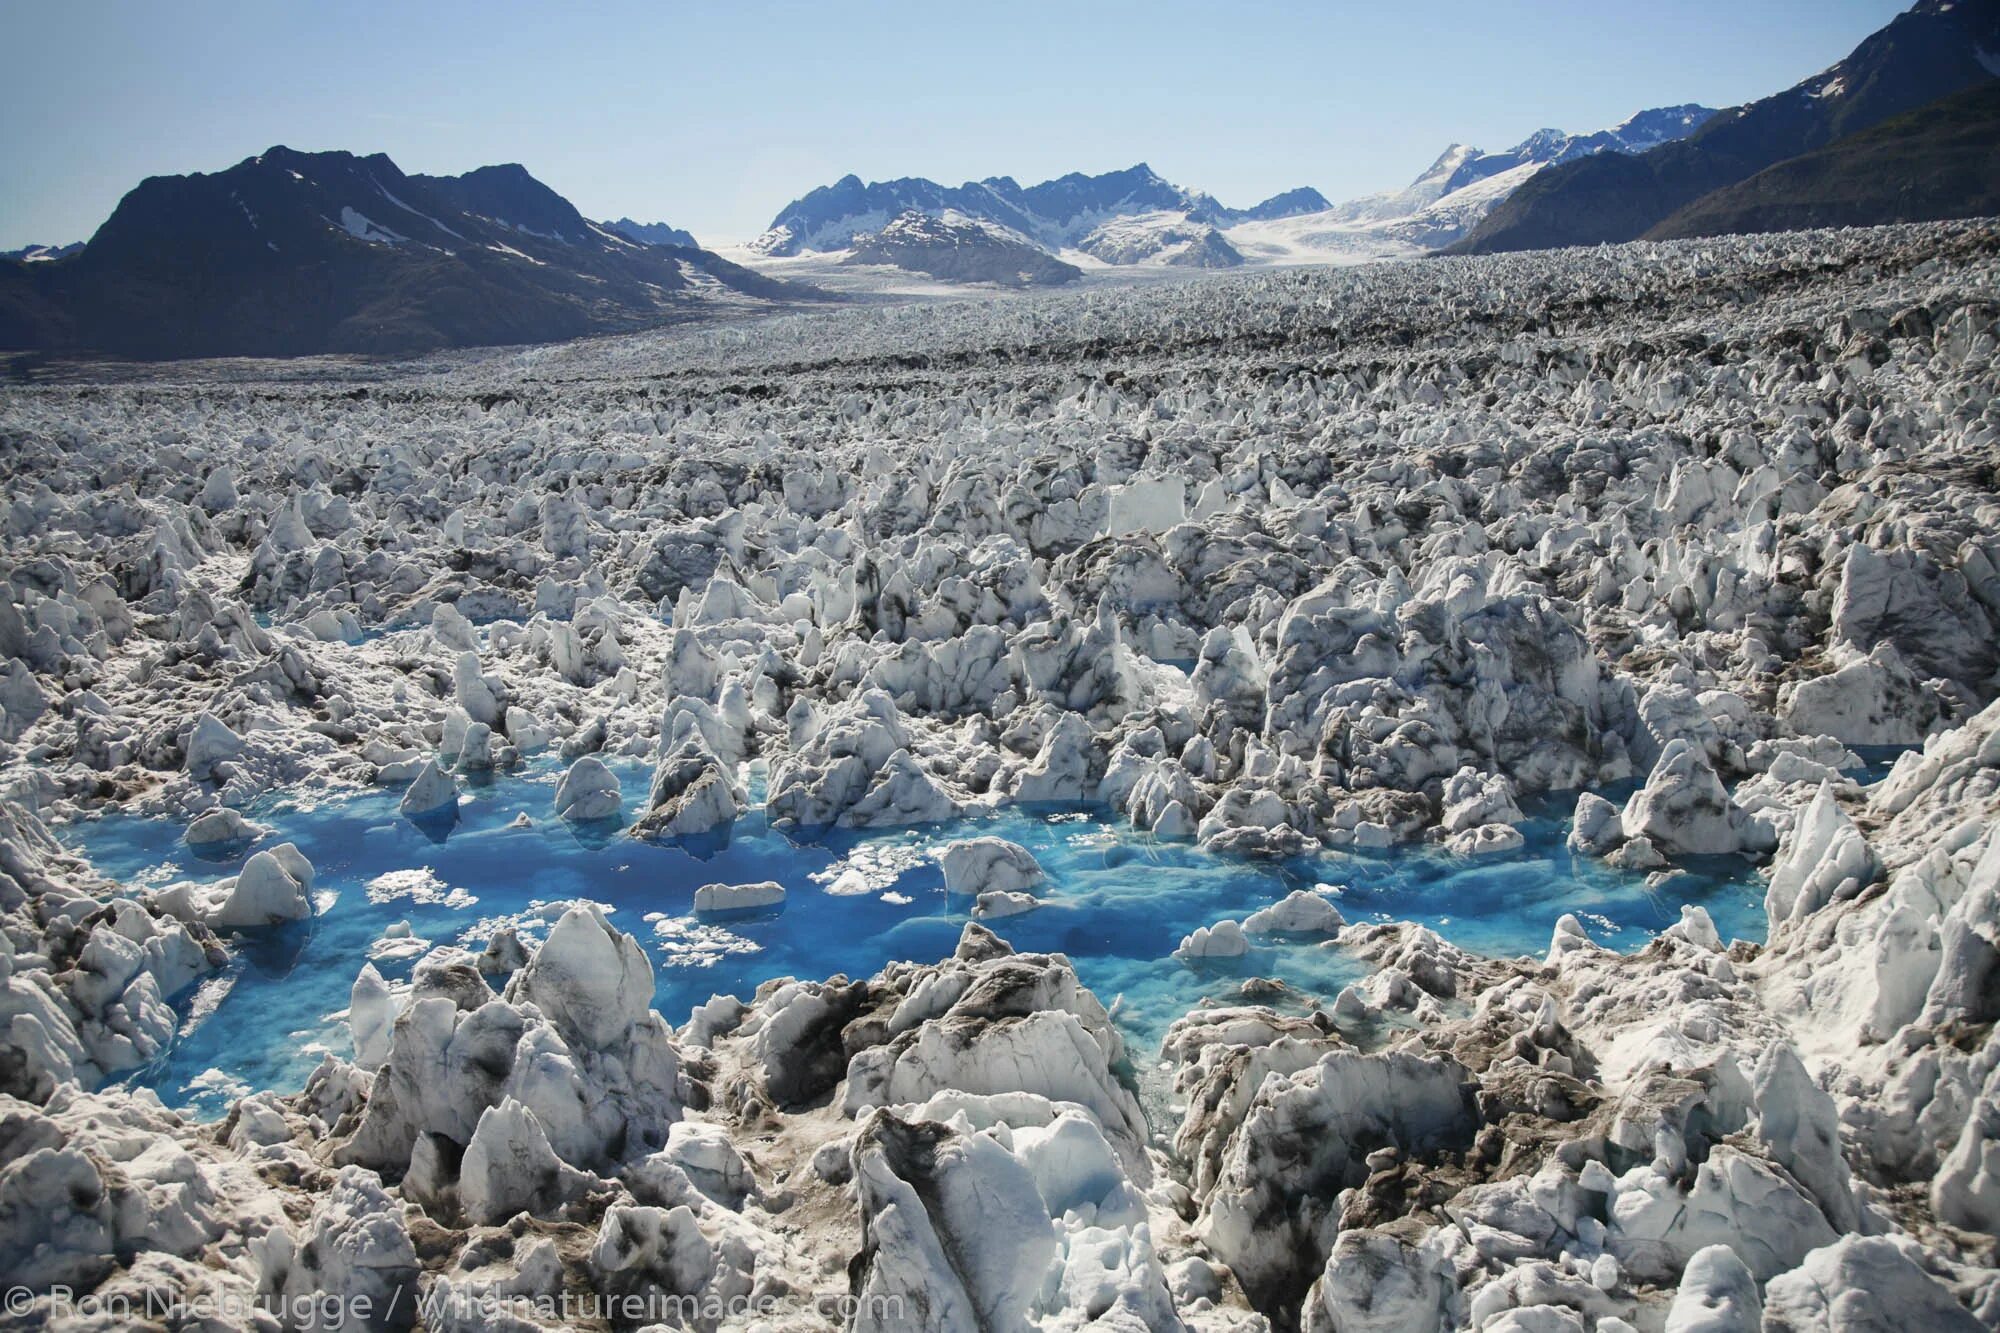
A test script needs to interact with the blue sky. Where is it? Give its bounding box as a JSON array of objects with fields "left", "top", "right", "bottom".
[{"left": 0, "top": 0, "right": 1910, "bottom": 250}]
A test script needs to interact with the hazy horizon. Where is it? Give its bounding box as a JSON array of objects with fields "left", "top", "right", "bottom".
[{"left": 0, "top": 0, "right": 1910, "bottom": 251}]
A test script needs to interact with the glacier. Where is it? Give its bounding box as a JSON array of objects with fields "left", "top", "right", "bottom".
[{"left": 2, "top": 218, "right": 1999, "bottom": 1329}]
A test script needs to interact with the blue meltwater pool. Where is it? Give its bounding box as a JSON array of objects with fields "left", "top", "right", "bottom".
[{"left": 65, "top": 763, "right": 1767, "bottom": 1117}]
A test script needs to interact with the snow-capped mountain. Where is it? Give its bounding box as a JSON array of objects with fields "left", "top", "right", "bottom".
[
  {"left": 1226, "top": 104, "right": 1718, "bottom": 265},
  {"left": 740, "top": 109, "right": 1716, "bottom": 283},
  {"left": 1443, "top": 106, "right": 1718, "bottom": 190},
  {"left": 1317, "top": 106, "right": 1716, "bottom": 230},
  {"left": 844, "top": 210, "right": 1082, "bottom": 287},
  {"left": 0, "top": 242, "right": 82, "bottom": 263},
  {"left": 751, "top": 164, "right": 1322, "bottom": 257}
]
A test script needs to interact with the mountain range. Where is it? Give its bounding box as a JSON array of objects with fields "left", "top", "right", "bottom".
[
  {"left": 0, "top": 149, "right": 815, "bottom": 358},
  {"left": 748, "top": 162, "right": 1313, "bottom": 260},
  {"left": 1454, "top": 0, "right": 2000, "bottom": 252},
  {"left": 743, "top": 105, "right": 1721, "bottom": 280},
  {"left": 1303, "top": 106, "right": 1718, "bottom": 231},
  {"left": 3, "top": 0, "right": 1995, "bottom": 360}
]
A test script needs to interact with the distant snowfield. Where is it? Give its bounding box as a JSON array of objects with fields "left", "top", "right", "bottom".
[
  {"left": 707, "top": 245, "right": 984, "bottom": 298},
  {"left": 711, "top": 240, "right": 1301, "bottom": 298}
]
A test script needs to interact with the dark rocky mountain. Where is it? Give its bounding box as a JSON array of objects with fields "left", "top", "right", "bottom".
[
  {"left": 1648, "top": 80, "right": 2000, "bottom": 240},
  {"left": 843, "top": 210, "right": 1082, "bottom": 287},
  {"left": 751, "top": 164, "right": 1323, "bottom": 256},
  {"left": 0, "top": 147, "right": 819, "bottom": 359},
  {"left": 602, "top": 217, "right": 700, "bottom": 248},
  {"left": 1454, "top": 0, "right": 2000, "bottom": 254},
  {"left": 406, "top": 162, "right": 603, "bottom": 244}
]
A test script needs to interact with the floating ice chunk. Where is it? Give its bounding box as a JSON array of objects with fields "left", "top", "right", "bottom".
[
  {"left": 1176, "top": 920, "right": 1248, "bottom": 960},
  {"left": 1568, "top": 792, "right": 1623, "bottom": 856},
  {"left": 824, "top": 868, "right": 872, "bottom": 896},
  {"left": 1621, "top": 739, "right": 1770, "bottom": 857},
  {"left": 972, "top": 889, "right": 1041, "bottom": 920},
  {"left": 693, "top": 881, "right": 786, "bottom": 914},
  {"left": 1605, "top": 835, "right": 1666, "bottom": 870},
  {"left": 1444, "top": 823, "right": 1526, "bottom": 856},
  {"left": 1242, "top": 890, "right": 1343, "bottom": 936},
  {"left": 399, "top": 759, "right": 460, "bottom": 820},
  {"left": 160, "top": 843, "right": 314, "bottom": 929},
  {"left": 184, "top": 807, "right": 263, "bottom": 846},
  {"left": 939, "top": 837, "right": 1044, "bottom": 898},
  {"left": 552, "top": 756, "right": 622, "bottom": 822}
]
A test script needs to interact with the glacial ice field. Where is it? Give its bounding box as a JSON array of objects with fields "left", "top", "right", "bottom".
[
  {"left": 64, "top": 758, "right": 1770, "bottom": 1118},
  {"left": 4, "top": 220, "right": 2000, "bottom": 1331}
]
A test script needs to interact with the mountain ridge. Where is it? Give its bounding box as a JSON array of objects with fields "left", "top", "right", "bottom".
[
  {"left": 751, "top": 163, "right": 1325, "bottom": 257},
  {"left": 750, "top": 104, "right": 1718, "bottom": 273},
  {"left": 1646, "top": 79, "right": 2000, "bottom": 240},
  {"left": 1452, "top": 0, "right": 2000, "bottom": 254},
  {"left": 602, "top": 218, "right": 700, "bottom": 248}
]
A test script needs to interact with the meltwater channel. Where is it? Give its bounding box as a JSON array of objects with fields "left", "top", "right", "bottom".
[{"left": 66, "top": 760, "right": 1768, "bottom": 1117}]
